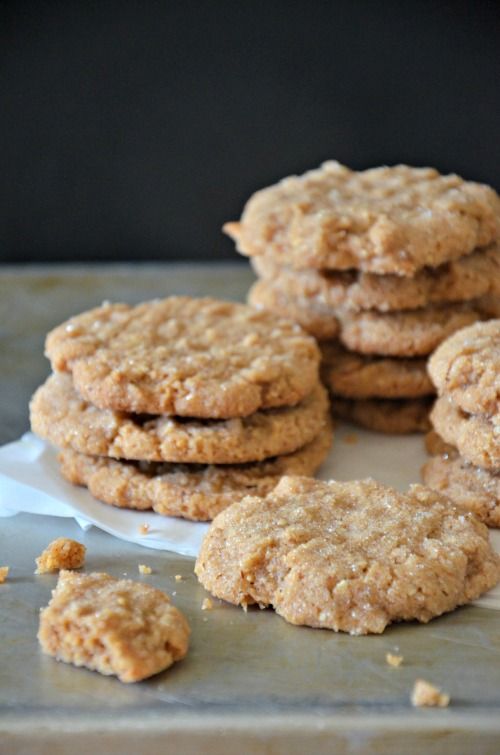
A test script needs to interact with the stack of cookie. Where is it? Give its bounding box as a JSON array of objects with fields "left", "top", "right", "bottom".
[
  {"left": 30, "top": 297, "right": 332, "bottom": 521},
  {"left": 423, "top": 320, "right": 499, "bottom": 527},
  {"left": 224, "top": 161, "right": 500, "bottom": 433}
]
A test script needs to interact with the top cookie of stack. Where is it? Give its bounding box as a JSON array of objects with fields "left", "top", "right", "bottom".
[
  {"left": 225, "top": 162, "right": 500, "bottom": 433},
  {"left": 31, "top": 297, "right": 332, "bottom": 521}
]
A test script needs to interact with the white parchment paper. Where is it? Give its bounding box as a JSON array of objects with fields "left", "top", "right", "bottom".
[{"left": 0, "top": 430, "right": 499, "bottom": 608}]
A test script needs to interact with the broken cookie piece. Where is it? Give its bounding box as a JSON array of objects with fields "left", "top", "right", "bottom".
[
  {"left": 38, "top": 571, "right": 190, "bottom": 683},
  {"left": 35, "top": 538, "right": 86, "bottom": 574}
]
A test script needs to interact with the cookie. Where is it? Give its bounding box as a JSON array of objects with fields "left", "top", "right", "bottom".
[
  {"left": 338, "top": 303, "right": 481, "bottom": 357},
  {"left": 224, "top": 161, "right": 500, "bottom": 275},
  {"left": 38, "top": 571, "right": 190, "bottom": 683},
  {"left": 35, "top": 538, "right": 86, "bottom": 574},
  {"left": 320, "top": 342, "right": 433, "bottom": 399},
  {"left": 332, "top": 396, "right": 432, "bottom": 434},
  {"left": 45, "top": 297, "right": 320, "bottom": 418},
  {"left": 195, "top": 475, "right": 500, "bottom": 635},
  {"left": 428, "top": 319, "right": 500, "bottom": 419},
  {"left": 58, "top": 422, "right": 333, "bottom": 521},
  {"left": 248, "top": 280, "right": 340, "bottom": 340},
  {"left": 430, "top": 397, "right": 500, "bottom": 470},
  {"left": 252, "top": 242, "right": 500, "bottom": 313},
  {"left": 31, "top": 373, "right": 329, "bottom": 465},
  {"left": 422, "top": 446, "right": 500, "bottom": 527}
]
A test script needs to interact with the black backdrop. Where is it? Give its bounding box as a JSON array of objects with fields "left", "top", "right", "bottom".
[{"left": 2, "top": 0, "right": 499, "bottom": 264}]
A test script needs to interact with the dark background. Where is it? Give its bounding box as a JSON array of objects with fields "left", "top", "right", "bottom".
[{"left": 2, "top": 0, "right": 499, "bottom": 264}]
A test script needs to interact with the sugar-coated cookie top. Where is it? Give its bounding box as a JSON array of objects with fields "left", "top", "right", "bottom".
[
  {"left": 45, "top": 296, "right": 320, "bottom": 418},
  {"left": 196, "top": 475, "right": 500, "bottom": 634},
  {"left": 225, "top": 162, "right": 500, "bottom": 275}
]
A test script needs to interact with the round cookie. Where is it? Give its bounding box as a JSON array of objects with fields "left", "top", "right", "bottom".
[
  {"left": 422, "top": 448, "right": 500, "bottom": 528},
  {"left": 320, "top": 342, "right": 433, "bottom": 399},
  {"left": 252, "top": 242, "right": 500, "bottom": 313},
  {"left": 195, "top": 475, "right": 500, "bottom": 635},
  {"left": 428, "top": 319, "right": 500, "bottom": 419},
  {"left": 58, "top": 422, "right": 333, "bottom": 522},
  {"left": 430, "top": 397, "right": 500, "bottom": 470},
  {"left": 45, "top": 297, "right": 320, "bottom": 418},
  {"left": 224, "top": 161, "right": 500, "bottom": 275},
  {"left": 338, "top": 303, "right": 481, "bottom": 357},
  {"left": 31, "top": 373, "right": 330, "bottom": 465},
  {"left": 248, "top": 280, "right": 339, "bottom": 340},
  {"left": 332, "top": 396, "right": 432, "bottom": 434}
]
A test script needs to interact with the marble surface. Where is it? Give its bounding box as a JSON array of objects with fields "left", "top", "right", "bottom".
[{"left": 1, "top": 264, "right": 499, "bottom": 755}]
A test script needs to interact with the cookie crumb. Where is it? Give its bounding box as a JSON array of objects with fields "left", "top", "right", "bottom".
[
  {"left": 138, "top": 523, "right": 150, "bottom": 535},
  {"left": 201, "top": 597, "right": 214, "bottom": 611},
  {"left": 343, "top": 433, "right": 358, "bottom": 445},
  {"left": 411, "top": 679, "right": 450, "bottom": 707},
  {"left": 0, "top": 566, "right": 9, "bottom": 583},
  {"left": 35, "top": 538, "right": 86, "bottom": 574},
  {"left": 386, "top": 652, "right": 403, "bottom": 667},
  {"left": 175, "top": 574, "right": 183, "bottom": 582},
  {"left": 138, "top": 564, "right": 152, "bottom": 575}
]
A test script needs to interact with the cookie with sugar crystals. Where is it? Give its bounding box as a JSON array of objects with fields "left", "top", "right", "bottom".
[
  {"left": 252, "top": 242, "right": 500, "bottom": 313},
  {"left": 31, "top": 373, "right": 329, "bottom": 465},
  {"left": 422, "top": 444, "right": 500, "bottom": 528},
  {"left": 45, "top": 297, "right": 320, "bottom": 418},
  {"left": 320, "top": 342, "right": 433, "bottom": 399},
  {"left": 338, "top": 303, "right": 481, "bottom": 357},
  {"left": 248, "top": 280, "right": 339, "bottom": 340},
  {"left": 58, "top": 421, "right": 333, "bottom": 521},
  {"left": 331, "top": 396, "right": 432, "bottom": 434},
  {"left": 38, "top": 571, "right": 190, "bottom": 683},
  {"left": 430, "top": 397, "right": 500, "bottom": 471},
  {"left": 195, "top": 476, "right": 500, "bottom": 635},
  {"left": 224, "top": 161, "right": 500, "bottom": 275},
  {"left": 428, "top": 319, "right": 500, "bottom": 419}
]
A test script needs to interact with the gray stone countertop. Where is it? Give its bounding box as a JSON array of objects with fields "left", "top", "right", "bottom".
[{"left": 0, "top": 264, "right": 499, "bottom": 755}]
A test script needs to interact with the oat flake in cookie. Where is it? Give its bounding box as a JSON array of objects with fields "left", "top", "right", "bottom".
[
  {"left": 45, "top": 297, "right": 320, "bottom": 418},
  {"left": 224, "top": 162, "right": 500, "bottom": 275},
  {"left": 195, "top": 476, "right": 500, "bottom": 635}
]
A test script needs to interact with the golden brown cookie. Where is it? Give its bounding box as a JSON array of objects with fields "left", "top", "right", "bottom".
[
  {"left": 224, "top": 161, "right": 500, "bottom": 275},
  {"left": 320, "top": 342, "right": 433, "bottom": 399},
  {"left": 38, "top": 571, "right": 190, "bottom": 683},
  {"left": 249, "top": 282, "right": 481, "bottom": 353},
  {"left": 428, "top": 319, "right": 500, "bottom": 419},
  {"left": 58, "top": 422, "right": 333, "bottom": 521},
  {"left": 45, "top": 297, "right": 320, "bottom": 418},
  {"left": 422, "top": 444, "right": 499, "bottom": 527},
  {"left": 331, "top": 396, "right": 432, "bottom": 433},
  {"left": 35, "top": 538, "right": 86, "bottom": 574},
  {"left": 195, "top": 476, "right": 500, "bottom": 635},
  {"left": 252, "top": 242, "right": 500, "bottom": 312},
  {"left": 248, "top": 280, "right": 339, "bottom": 340},
  {"left": 31, "top": 373, "right": 329, "bottom": 464},
  {"left": 338, "top": 303, "right": 482, "bottom": 357},
  {"left": 430, "top": 397, "right": 500, "bottom": 470}
]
